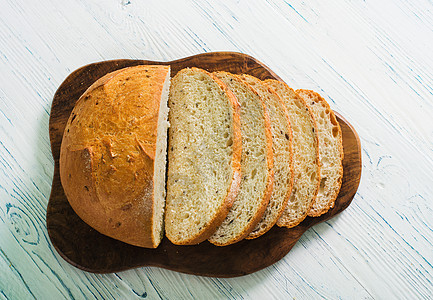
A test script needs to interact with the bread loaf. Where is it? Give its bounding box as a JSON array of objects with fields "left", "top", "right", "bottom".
[
  {"left": 265, "top": 80, "right": 320, "bottom": 227},
  {"left": 165, "top": 68, "right": 242, "bottom": 245},
  {"left": 60, "top": 65, "right": 170, "bottom": 248},
  {"left": 60, "top": 62, "right": 345, "bottom": 249},
  {"left": 208, "top": 72, "right": 274, "bottom": 246},
  {"left": 296, "top": 89, "right": 344, "bottom": 216},
  {"left": 240, "top": 75, "right": 294, "bottom": 238}
]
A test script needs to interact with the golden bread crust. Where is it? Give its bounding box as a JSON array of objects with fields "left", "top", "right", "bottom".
[{"left": 60, "top": 65, "right": 170, "bottom": 248}]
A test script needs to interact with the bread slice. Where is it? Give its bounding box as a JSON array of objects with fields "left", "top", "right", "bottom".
[
  {"left": 60, "top": 65, "right": 170, "bottom": 248},
  {"left": 296, "top": 89, "right": 344, "bottom": 216},
  {"left": 265, "top": 80, "right": 320, "bottom": 227},
  {"left": 239, "top": 75, "right": 294, "bottom": 238},
  {"left": 208, "top": 72, "right": 274, "bottom": 246},
  {"left": 165, "top": 68, "right": 242, "bottom": 245}
]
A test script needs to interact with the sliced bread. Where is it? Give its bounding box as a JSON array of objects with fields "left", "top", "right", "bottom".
[
  {"left": 208, "top": 72, "right": 274, "bottom": 246},
  {"left": 60, "top": 65, "right": 170, "bottom": 248},
  {"left": 165, "top": 68, "right": 242, "bottom": 245},
  {"left": 240, "top": 75, "right": 294, "bottom": 238},
  {"left": 265, "top": 80, "right": 320, "bottom": 227},
  {"left": 296, "top": 89, "right": 344, "bottom": 216}
]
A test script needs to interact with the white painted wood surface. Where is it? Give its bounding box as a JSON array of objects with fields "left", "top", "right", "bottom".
[{"left": 0, "top": 0, "right": 432, "bottom": 298}]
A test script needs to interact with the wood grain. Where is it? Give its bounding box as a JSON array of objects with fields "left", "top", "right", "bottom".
[{"left": 47, "top": 52, "right": 361, "bottom": 277}]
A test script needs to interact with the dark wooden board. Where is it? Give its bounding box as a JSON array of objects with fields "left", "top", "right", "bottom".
[{"left": 47, "top": 52, "right": 362, "bottom": 277}]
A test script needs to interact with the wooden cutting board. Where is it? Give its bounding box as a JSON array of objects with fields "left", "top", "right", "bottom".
[{"left": 47, "top": 52, "right": 361, "bottom": 277}]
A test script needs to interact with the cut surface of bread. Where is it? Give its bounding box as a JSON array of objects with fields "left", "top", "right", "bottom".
[
  {"left": 266, "top": 80, "right": 320, "bottom": 227},
  {"left": 296, "top": 89, "right": 344, "bottom": 217},
  {"left": 60, "top": 65, "right": 170, "bottom": 248},
  {"left": 165, "top": 68, "right": 242, "bottom": 245},
  {"left": 208, "top": 72, "right": 274, "bottom": 246},
  {"left": 240, "top": 75, "right": 294, "bottom": 237}
]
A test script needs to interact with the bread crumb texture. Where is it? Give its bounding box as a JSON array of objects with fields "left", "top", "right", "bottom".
[
  {"left": 296, "top": 89, "right": 343, "bottom": 217},
  {"left": 165, "top": 68, "right": 241, "bottom": 245},
  {"left": 209, "top": 72, "right": 273, "bottom": 245},
  {"left": 240, "top": 75, "right": 295, "bottom": 232},
  {"left": 265, "top": 80, "right": 320, "bottom": 228}
]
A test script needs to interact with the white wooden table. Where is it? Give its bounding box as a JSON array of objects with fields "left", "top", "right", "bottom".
[{"left": 1, "top": 0, "right": 432, "bottom": 298}]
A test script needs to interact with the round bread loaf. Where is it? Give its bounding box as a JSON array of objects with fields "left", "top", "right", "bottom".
[{"left": 59, "top": 65, "right": 170, "bottom": 248}]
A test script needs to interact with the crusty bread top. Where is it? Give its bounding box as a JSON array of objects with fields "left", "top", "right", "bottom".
[
  {"left": 165, "top": 68, "right": 242, "bottom": 245},
  {"left": 59, "top": 65, "right": 170, "bottom": 248},
  {"left": 296, "top": 89, "right": 344, "bottom": 217},
  {"left": 265, "top": 80, "right": 320, "bottom": 228},
  {"left": 208, "top": 71, "right": 274, "bottom": 246}
]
